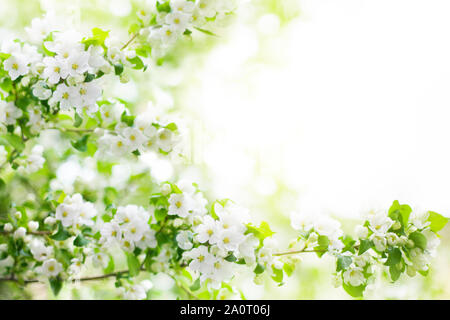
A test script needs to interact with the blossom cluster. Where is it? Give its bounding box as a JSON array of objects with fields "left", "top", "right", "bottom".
[
  {"left": 99, "top": 204, "right": 157, "bottom": 252},
  {"left": 289, "top": 201, "right": 448, "bottom": 297},
  {"left": 1, "top": 1, "right": 232, "bottom": 169},
  {"left": 96, "top": 102, "right": 179, "bottom": 158},
  {"left": 139, "top": 0, "right": 237, "bottom": 58},
  {"left": 0, "top": 179, "right": 275, "bottom": 300}
]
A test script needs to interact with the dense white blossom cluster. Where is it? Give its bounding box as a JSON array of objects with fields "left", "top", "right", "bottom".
[
  {"left": 140, "top": 0, "right": 237, "bottom": 57},
  {"left": 96, "top": 103, "right": 180, "bottom": 158},
  {"left": 55, "top": 193, "right": 97, "bottom": 229},
  {"left": 289, "top": 201, "right": 447, "bottom": 297},
  {"left": 181, "top": 201, "right": 258, "bottom": 289},
  {"left": 99, "top": 204, "right": 157, "bottom": 252}
]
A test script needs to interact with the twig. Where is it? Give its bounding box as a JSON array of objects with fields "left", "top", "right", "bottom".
[
  {"left": 273, "top": 249, "right": 328, "bottom": 256},
  {"left": 0, "top": 230, "right": 52, "bottom": 236},
  {"left": 0, "top": 267, "right": 147, "bottom": 284},
  {"left": 49, "top": 127, "right": 94, "bottom": 133},
  {"left": 121, "top": 33, "right": 139, "bottom": 51}
]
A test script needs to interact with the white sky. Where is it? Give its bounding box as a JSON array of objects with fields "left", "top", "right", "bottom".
[{"left": 185, "top": 0, "right": 450, "bottom": 219}]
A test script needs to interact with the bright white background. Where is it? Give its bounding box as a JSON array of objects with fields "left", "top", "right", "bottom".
[{"left": 184, "top": 0, "right": 450, "bottom": 219}]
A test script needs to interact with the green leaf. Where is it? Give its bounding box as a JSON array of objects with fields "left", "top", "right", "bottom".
[
  {"left": 49, "top": 277, "right": 63, "bottom": 296},
  {"left": 74, "top": 112, "right": 83, "bottom": 128},
  {"left": 314, "top": 235, "right": 329, "bottom": 258},
  {"left": 246, "top": 222, "right": 275, "bottom": 243},
  {"left": 418, "top": 269, "right": 429, "bottom": 277},
  {"left": 0, "top": 78, "right": 12, "bottom": 92},
  {"left": 127, "top": 56, "right": 145, "bottom": 70},
  {"left": 154, "top": 208, "right": 168, "bottom": 222},
  {"left": 385, "top": 247, "right": 402, "bottom": 266},
  {"left": 103, "top": 187, "right": 118, "bottom": 206},
  {"left": 253, "top": 263, "right": 265, "bottom": 275},
  {"left": 224, "top": 253, "right": 237, "bottom": 262},
  {"left": 165, "top": 122, "right": 178, "bottom": 132},
  {"left": 342, "top": 283, "right": 366, "bottom": 298},
  {"left": 129, "top": 23, "right": 141, "bottom": 35},
  {"left": 1, "top": 134, "right": 25, "bottom": 152},
  {"left": 114, "top": 64, "right": 124, "bottom": 76},
  {"left": 156, "top": 1, "right": 171, "bottom": 13},
  {"left": 283, "top": 262, "right": 295, "bottom": 277},
  {"left": 104, "top": 255, "right": 115, "bottom": 274},
  {"left": 136, "top": 44, "right": 152, "bottom": 58},
  {"left": 194, "top": 27, "right": 217, "bottom": 36},
  {"left": 126, "top": 253, "right": 140, "bottom": 277},
  {"left": 0, "top": 52, "right": 11, "bottom": 60},
  {"left": 82, "top": 28, "right": 109, "bottom": 48},
  {"left": 190, "top": 278, "right": 201, "bottom": 291},
  {"left": 341, "top": 235, "right": 356, "bottom": 253},
  {"left": 120, "top": 111, "right": 135, "bottom": 126},
  {"left": 50, "top": 222, "right": 71, "bottom": 241},
  {"left": 427, "top": 211, "right": 449, "bottom": 233},
  {"left": 84, "top": 73, "right": 95, "bottom": 82},
  {"left": 73, "top": 234, "right": 89, "bottom": 247},
  {"left": 358, "top": 239, "right": 374, "bottom": 255},
  {"left": 336, "top": 255, "right": 352, "bottom": 272},
  {"left": 389, "top": 264, "right": 402, "bottom": 281},
  {"left": 71, "top": 135, "right": 89, "bottom": 152},
  {"left": 409, "top": 231, "right": 427, "bottom": 250},
  {"left": 271, "top": 266, "right": 284, "bottom": 283},
  {"left": 388, "top": 200, "right": 412, "bottom": 227}
]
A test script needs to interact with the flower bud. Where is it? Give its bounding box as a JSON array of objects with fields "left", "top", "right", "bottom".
[
  {"left": 172, "top": 218, "right": 184, "bottom": 227},
  {"left": 44, "top": 216, "right": 56, "bottom": 225},
  {"left": 386, "top": 232, "right": 399, "bottom": 246},
  {"left": 14, "top": 211, "right": 22, "bottom": 219},
  {"left": 161, "top": 183, "right": 172, "bottom": 196},
  {"left": 28, "top": 221, "right": 39, "bottom": 232},
  {"left": 406, "top": 239, "right": 415, "bottom": 248},
  {"left": 398, "top": 235, "right": 408, "bottom": 245},
  {"left": 14, "top": 227, "right": 26, "bottom": 239},
  {"left": 3, "top": 223, "right": 13, "bottom": 232},
  {"left": 33, "top": 62, "right": 45, "bottom": 75},
  {"left": 392, "top": 221, "right": 401, "bottom": 230},
  {"left": 125, "top": 50, "right": 136, "bottom": 59},
  {"left": 67, "top": 75, "right": 83, "bottom": 86},
  {"left": 21, "top": 76, "right": 30, "bottom": 86},
  {"left": 355, "top": 225, "right": 368, "bottom": 238},
  {"left": 100, "top": 63, "right": 113, "bottom": 74},
  {"left": 308, "top": 232, "right": 318, "bottom": 243}
]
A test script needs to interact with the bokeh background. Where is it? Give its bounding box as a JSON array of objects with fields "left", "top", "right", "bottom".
[{"left": 0, "top": 0, "right": 449, "bottom": 299}]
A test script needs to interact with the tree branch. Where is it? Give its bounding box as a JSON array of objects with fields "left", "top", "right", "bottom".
[
  {"left": 0, "top": 230, "right": 52, "bottom": 236},
  {"left": 272, "top": 249, "right": 328, "bottom": 256},
  {"left": 121, "top": 33, "right": 139, "bottom": 51},
  {"left": 0, "top": 267, "right": 147, "bottom": 284}
]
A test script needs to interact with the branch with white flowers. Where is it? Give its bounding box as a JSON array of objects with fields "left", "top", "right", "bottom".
[{"left": 0, "top": 0, "right": 447, "bottom": 301}]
